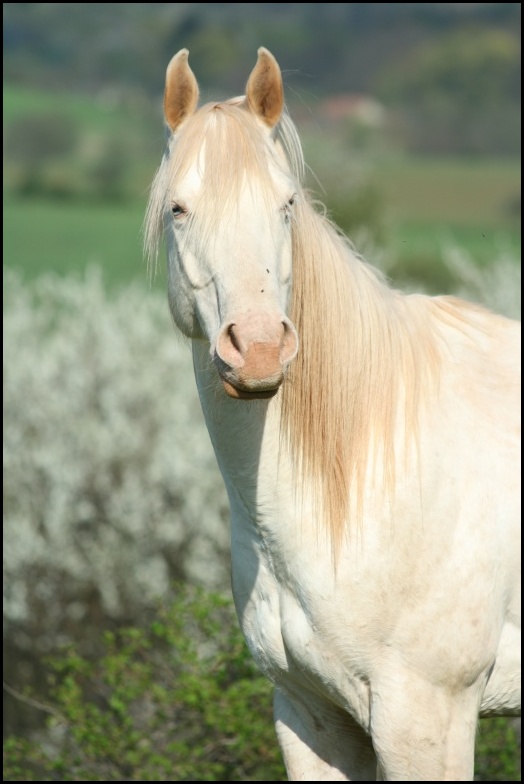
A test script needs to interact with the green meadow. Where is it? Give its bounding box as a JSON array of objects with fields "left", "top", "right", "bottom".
[
  {"left": 3, "top": 194, "right": 155, "bottom": 289},
  {"left": 3, "top": 84, "right": 521, "bottom": 291}
]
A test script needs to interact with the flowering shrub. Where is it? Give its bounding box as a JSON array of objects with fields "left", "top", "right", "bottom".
[
  {"left": 4, "top": 267, "right": 230, "bottom": 651},
  {"left": 442, "top": 243, "right": 521, "bottom": 319}
]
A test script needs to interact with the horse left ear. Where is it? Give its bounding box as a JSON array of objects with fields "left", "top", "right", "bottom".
[
  {"left": 164, "top": 49, "right": 199, "bottom": 132},
  {"left": 245, "top": 47, "right": 284, "bottom": 128}
]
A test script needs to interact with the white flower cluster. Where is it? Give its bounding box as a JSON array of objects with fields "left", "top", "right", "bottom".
[
  {"left": 3, "top": 267, "right": 230, "bottom": 643},
  {"left": 442, "top": 243, "right": 522, "bottom": 319}
]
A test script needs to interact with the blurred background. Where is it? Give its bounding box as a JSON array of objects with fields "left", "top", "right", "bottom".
[{"left": 3, "top": 4, "right": 521, "bottom": 780}]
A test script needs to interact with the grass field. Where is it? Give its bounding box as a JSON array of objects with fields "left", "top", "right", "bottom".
[
  {"left": 3, "top": 194, "right": 158, "bottom": 289},
  {"left": 3, "top": 83, "right": 159, "bottom": 136},
  {"left": 4, "top": 192, "right": 520, "bottom": 293},
  {"left": 377, "top": 156, "right": 520, "bottom": 268},
  {"left": 3, "top": 83, "right": 521, "bottom": 291},
  {"left": 377, "top": 156, "right": 520, "bottom": 228}
]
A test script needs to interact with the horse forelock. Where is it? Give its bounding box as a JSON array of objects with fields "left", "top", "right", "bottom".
[{"left": 143, "top": 100, "right": 305, "bottom": 274}]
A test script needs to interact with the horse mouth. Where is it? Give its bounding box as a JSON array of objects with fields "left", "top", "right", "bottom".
[
  {"left": 213, "top": 316, "right": 298, "bottom": 401},
  {"left": 220, "top": 377, "right": 281, "bottom": 400}
]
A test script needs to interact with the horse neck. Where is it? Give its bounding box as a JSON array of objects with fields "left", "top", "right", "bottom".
[{"left": 191, "top": 340, "right": 282, "bottom": 506}]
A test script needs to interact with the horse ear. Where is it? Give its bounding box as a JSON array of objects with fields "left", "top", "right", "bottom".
[
  {"left": 164, "top": 49, "right": 199, "bottom": 132},
  {"left": 245, "top": 47, "right": 284, "bottom": 128}
]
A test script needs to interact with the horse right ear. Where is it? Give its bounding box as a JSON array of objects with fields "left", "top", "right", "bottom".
[
  {"left": 246, "top": 47, "right": 284, "bottom": 128},
  {"left": 164, "top": 49, "right": 199, "bottom": 132}
]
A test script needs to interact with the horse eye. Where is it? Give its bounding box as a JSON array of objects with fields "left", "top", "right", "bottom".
[{"left": 171, "top": 204, "right": 186, "bottom": 218}]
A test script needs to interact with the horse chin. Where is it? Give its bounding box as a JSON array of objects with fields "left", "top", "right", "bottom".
[{"left": 221, "top": 378, "right": 281, "bottom": 400}]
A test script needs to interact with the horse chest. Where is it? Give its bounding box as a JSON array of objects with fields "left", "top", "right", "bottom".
[{"left": 230, "top": 524, "right": 374, "bottom": 726}]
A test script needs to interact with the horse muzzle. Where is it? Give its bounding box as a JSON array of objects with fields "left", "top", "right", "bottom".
[{"left": 214, "top": 314, "right": 298, "bottom": 400}]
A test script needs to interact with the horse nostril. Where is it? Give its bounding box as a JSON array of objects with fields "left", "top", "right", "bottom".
[
  {"left": 215, "top": 322, "right": 245, "bottom": 369},
  {"left": 216, "top": 315, "right": 298, "bottom": 376},
  {"left": 227, "top": 323, "right": 241, "bottom": 354},
  {"left": 280, "top": 318, "right": 299, "bottom": 365}
]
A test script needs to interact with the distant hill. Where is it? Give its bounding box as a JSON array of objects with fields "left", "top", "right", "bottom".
[
  {"left": 3, "top": 3, "right": 520, "bottom": 95},
  {"left": 3, "top": 3, "right": 521, "bottom": 155}
]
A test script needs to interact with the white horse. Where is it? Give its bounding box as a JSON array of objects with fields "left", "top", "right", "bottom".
[{"left": 145, "top": 48, "right": 521, "bottom": 781}]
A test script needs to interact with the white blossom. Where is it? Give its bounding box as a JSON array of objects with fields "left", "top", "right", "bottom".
[{"left": 4, "top": 267, "right": 229, "bottom": 645}]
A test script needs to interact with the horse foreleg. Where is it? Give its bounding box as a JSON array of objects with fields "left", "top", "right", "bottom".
[
  {"left": 274, "top": 688, "right": 377, "bottom": 781},
  {"left": 370, "top": 675, "right": 480, "bottom": 781}
]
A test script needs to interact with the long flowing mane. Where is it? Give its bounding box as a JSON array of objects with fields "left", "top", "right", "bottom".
[
  {"left": 283, "top": 197, "right": 447, "bottom": 547},
  {"left": 144, "top": 99, "right": 305, "bottom": 268},
  {"left": 144, "top": 99, "right": 491, "bottom": 550}
]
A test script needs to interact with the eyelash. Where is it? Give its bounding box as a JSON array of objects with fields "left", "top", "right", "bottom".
[{"left": 172, "top": 195, "right": 296, "bottom": 219}]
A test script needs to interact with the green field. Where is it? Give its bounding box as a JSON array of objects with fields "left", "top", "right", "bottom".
[
  {"left": 4, "top": 191, "right": 520, "bottom": 294},
  {"left": 3, "top": 84, "right": 158, "bottom": 137},
  {"left": 377, "top": 156, "right": 520, "bottom": 266},
  {"left": 3, "top": 194, "right": 159, "bottom": 289},
  {"left": 378, "top": 156, "right": 519, "bottom": 227},
  {"left": 3, "top": 83, "right": 521, "bottom": 291}
]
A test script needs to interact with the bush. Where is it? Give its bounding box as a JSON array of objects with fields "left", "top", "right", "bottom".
[
  {"left": 380, "top": 240, "right": 522, "bottom": 316},
  {"left": 3, "top": 586, "right": 520, "bottom": 781},
  {"left": 4, "top": 113, "right": 141, "bottom": 202},
  {"left": 442, "top": 244, "right": 521, "bottom": 318},
  {"left": 3, "top": 267, "right": 230, "bottom": 739},
  {"left": 3, "top": 586, "right": 286, "bottom": 781},
  {"left": 4, "top": 113, "right": 79, "bottom": 164},
  {"left": 475, "top": 718, "right": 521, "bottom": 781}
]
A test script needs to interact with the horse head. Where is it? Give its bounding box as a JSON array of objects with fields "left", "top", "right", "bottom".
[{"left": 159, "top": 48, "right": 299, "bottom": 399}]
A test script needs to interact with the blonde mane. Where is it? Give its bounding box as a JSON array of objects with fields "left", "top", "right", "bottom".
[
  {"left": 144, "top": 100, "right": 486, "bottom": 550},
  {"left": 283, "top": 199, "right": 445, "bottom": 548}
]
